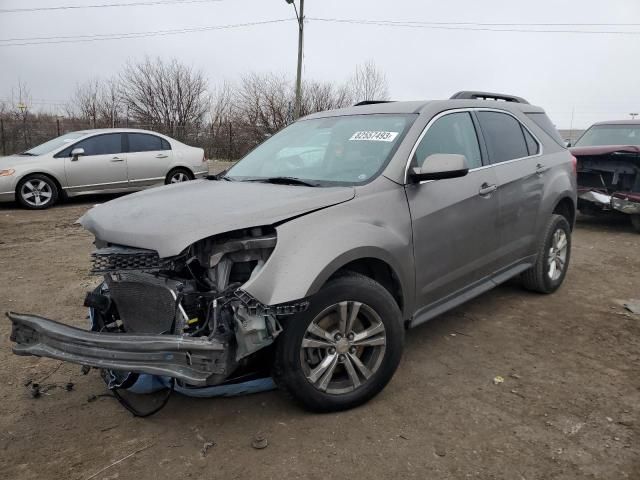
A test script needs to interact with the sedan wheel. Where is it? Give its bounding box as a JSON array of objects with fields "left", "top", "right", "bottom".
[
  {"left": 170, "top": 172, "right": 189, "bottom": 183},
  {"left": 17, "top": 175, "right": 59, "bottom": 209}
]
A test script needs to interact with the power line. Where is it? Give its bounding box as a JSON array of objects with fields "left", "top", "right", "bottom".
[
  {"left": 0, "top": 19, "right": 294, "bottom": 47},
  {"left": 0, "top": 0, "right": 222, "bottom": 14},
  {"left": 333, "top": 20, "right": 640, "bottom": 27},
  {"left": 4, "top": 15, "right": 640, "bottom": 48},
  {"left": 309, "top": 17, "right": 640, "bottom": 35}
]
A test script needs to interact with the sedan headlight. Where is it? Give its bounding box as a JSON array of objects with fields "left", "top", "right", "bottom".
[{"left": 0, "top": 169, "right": 15, "bottom": 177}]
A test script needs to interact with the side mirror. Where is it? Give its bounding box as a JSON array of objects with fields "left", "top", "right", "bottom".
[
  {"left": 564, "top": 139, "right": 572, "bottom": 148},
  {"left": 71, "top": 147, "right": 85, "bottom": 160},
  {"left": 410, "top": 153, "right": 469, "bottom": 182}
]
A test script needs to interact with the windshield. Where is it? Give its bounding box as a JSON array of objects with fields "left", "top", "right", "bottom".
[
  {"left": 226, "top": 114, "right": 415, "bottom": 186},
  {"left": 574, "top": 124, "right": 640, "bottom": 147},
  {"left": 24, "top": 132, "right": 87, "bottom": 156}
]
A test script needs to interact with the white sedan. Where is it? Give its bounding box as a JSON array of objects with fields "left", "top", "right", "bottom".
[{"left": 0, "top": 128, "right": 208, "bottom": 209}]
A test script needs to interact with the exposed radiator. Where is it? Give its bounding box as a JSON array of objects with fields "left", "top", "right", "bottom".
[{"left": 105, "top": 273, "right": 187, "bottom": 334}]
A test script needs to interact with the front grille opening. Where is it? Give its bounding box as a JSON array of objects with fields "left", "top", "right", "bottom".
[{"left": 91, "top": 247, "right": 161, "bottom": 274}]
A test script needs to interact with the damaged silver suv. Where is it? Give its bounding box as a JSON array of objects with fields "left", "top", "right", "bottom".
[{"left": 8, "top": 92, "right": 577, "bottom": 412}]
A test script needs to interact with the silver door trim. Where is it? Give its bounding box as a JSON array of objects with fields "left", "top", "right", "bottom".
[
  {"left": 128, "top": 176, "right": 165, "bottom": 184},
  {"left": 403, "top": 107, "right": 544, "bottom": 184},
  {"left": 62, "top": 180, "right": 129, "bottom": 190}
]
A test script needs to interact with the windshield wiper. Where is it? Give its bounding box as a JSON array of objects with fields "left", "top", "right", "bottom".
[
  {"left": 19, "top": 152, "right": 36, "bottom": 156},
  {"left": 249, "top": 176, "right": 319, "bottom": 187}
]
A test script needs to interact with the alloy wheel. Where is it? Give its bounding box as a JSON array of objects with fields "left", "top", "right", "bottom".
[
  {"left": 20, "top": 179, "right": 53, "bottom": 207},
  {"left": 547, "top": 228, "right": 568, "bottom": 280},
  {"left": 300, "top": 301, "right": 387, "bottom": 394},
  {"left": 170, "top": 172, "right": 190, "bottom": 183}
]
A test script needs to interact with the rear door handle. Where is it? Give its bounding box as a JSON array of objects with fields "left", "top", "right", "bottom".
[
  {"left": 110, "top": 157, "right": 124, "bottom": 162},
  {"left": 479, "top": 183, "right": 497, "bottom": 196},
  {"left": 155, "top": 154, "right": 168, "bottom": 159},
  {"left": 536, "top": 163, "right": 550, "bottom": 175}
]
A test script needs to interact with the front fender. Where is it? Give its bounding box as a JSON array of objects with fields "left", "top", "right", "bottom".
[
  {"left": 13, "top": 165, "right": 66, "bottom": 189},
  {"left": 241, "top": 178, "right": 415, "bottom": 318}
]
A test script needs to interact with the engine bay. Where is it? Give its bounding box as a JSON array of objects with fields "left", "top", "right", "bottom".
[{"left": 85, "top": 226, "right": 306, "bottom": 387}]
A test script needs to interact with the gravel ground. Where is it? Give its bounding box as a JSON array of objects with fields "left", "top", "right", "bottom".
[{"left": 0, "top": 189, "right": 638, "bottom": 480}]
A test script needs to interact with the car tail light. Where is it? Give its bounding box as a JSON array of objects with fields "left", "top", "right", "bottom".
[
  {"left": 202, "top": 153, "right": 207, "bottom": 164},
  {"left": 570, "top": 155, "right": 577, "bottom": 175}
]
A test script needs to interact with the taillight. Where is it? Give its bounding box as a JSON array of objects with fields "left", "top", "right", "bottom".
[
  {"left": 570, "top": 155, "right": 577, "bottom": 175},
  {"left": 202, "top": 153, "right": 207, "bottom": 164}
]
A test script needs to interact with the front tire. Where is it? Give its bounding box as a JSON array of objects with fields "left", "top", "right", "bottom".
[
  {"left": 16, "top": 174, "right": 59, "bottom": 209},
  {"left": 521, "top": 214, "right": 571, "bottom": 293},
  {"left": 274, "top": 273, "right": 404, "bottom": 412},
  {"left": 630, "top": 215, "right": 640, "bottom": 233},
  {"left": 165, "top": 168, "right": 194, "bottom": 184}
]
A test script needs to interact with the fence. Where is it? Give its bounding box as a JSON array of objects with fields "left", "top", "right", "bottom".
[{"left": 0, "top": 118, "right": 261, "bottom": 161}]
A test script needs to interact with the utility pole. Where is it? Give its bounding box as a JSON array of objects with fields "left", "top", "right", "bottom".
[{"left": 286, "top": 0, "right": 304, "bottom": 119}]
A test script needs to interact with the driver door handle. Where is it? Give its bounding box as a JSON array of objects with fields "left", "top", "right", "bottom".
[
  {"left": 110, "top": 157, "right": 124, "bottom": 162},
  {"left": 479, "top": 183, "right": 497, "bottom": 196}
]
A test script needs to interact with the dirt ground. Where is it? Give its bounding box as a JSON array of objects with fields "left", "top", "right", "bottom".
[{"left": 0, "top": 193, "right": 638, "bottom": 480}]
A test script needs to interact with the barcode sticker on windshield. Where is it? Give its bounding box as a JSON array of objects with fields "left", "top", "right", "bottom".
[{"left": 349, "top": 131, "right": 399, "bottom": 142}]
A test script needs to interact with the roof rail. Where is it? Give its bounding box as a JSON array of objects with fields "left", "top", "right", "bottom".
[
  {"left": 354, "top": 100, "right": 395, "bottom": 106},
  {"left": 450, "top": 91, "right": 529, "bottom": 104}
]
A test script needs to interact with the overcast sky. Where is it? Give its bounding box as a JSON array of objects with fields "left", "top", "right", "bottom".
[{"left": 1, "top": 0, "right": 639, "bottom": 129}]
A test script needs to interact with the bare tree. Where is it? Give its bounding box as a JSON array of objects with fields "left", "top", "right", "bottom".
[
  {"left": 350, "top": 60, "right": 390, "bottom": 103},
  {"left": 72, "top": 78, "right": 101, "bottom": 127},
  {"left": 300, "top": 79, "right": 353, "bottom": 116},
  {"left": 98, "top": 77, "right": 122, "bottom": 128},
  {"left": 11, "top": 80, "right": 32, "bottom": 148},
  {"left": 234, "top": 72, "right": 292, "bottom": 144},
  {"left": 119, "top": 57, "right": 209, "bottom": 135}
]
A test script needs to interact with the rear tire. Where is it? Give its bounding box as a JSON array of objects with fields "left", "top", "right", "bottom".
[
  {"left": 521, "top": 214, "right": 571, "bottom": 293},
  {"left": 630, "top": 215, "right": 640, "bottom": 233},
  {"left": 165, "top": 168, "right": 194, "bottom": 184},
  {"left": 273, "top": 273, "right": 404, "bottom": 412},
  {"left": 16, "top": 174, "right": 59, "bottom": 210}
]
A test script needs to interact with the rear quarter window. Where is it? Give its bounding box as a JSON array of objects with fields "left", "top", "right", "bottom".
[
  {"left": 525, "top": 113, "right": 565, "bottom": 146},
  {"left": 128, "top": 133, "right": 170, "bottom": 153}
]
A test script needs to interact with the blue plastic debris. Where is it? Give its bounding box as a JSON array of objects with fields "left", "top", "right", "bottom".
[{"left": 126, "top": 374, "right": 276, "bottom": 397}]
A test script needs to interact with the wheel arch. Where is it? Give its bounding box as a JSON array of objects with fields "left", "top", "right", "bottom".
[
  {"left": 552, "top": 195, "right": 576, "bottom": 230},
  {"left": 323, "top": 256, "right": 405, "bottom": 314},
  {"left": 15, "top": 171, "right": 64, "bottom": 198},
  {"left": 165, "top": 166, "right": 195, "bottom": 182}
]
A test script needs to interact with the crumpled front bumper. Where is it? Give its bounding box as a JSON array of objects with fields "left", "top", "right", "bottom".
[{"left": 7, "top": 312, "right": 229, "bottom": 385}]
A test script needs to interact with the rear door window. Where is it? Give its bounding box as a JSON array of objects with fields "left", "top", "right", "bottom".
[
  {"left": 128, "top": 133, "right": 170, "bottom": 153},
  {"left": 56, "top": 133, "right": 124, "bottom": 157},
  {"left": 477, "top": 111, "right": 529, "bottom": 164},
  {"left": 414, "top": 112, "right": 482, "bottom": 169}
]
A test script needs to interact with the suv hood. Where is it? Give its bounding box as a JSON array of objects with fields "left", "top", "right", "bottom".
[{"left": 79, "top": 179, "right": 355, "bottom": 257}]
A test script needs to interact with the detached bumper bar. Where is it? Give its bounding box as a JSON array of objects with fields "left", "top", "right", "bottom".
[{"left": 7, "top": 312, "right": 228, "bottom": 385}]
